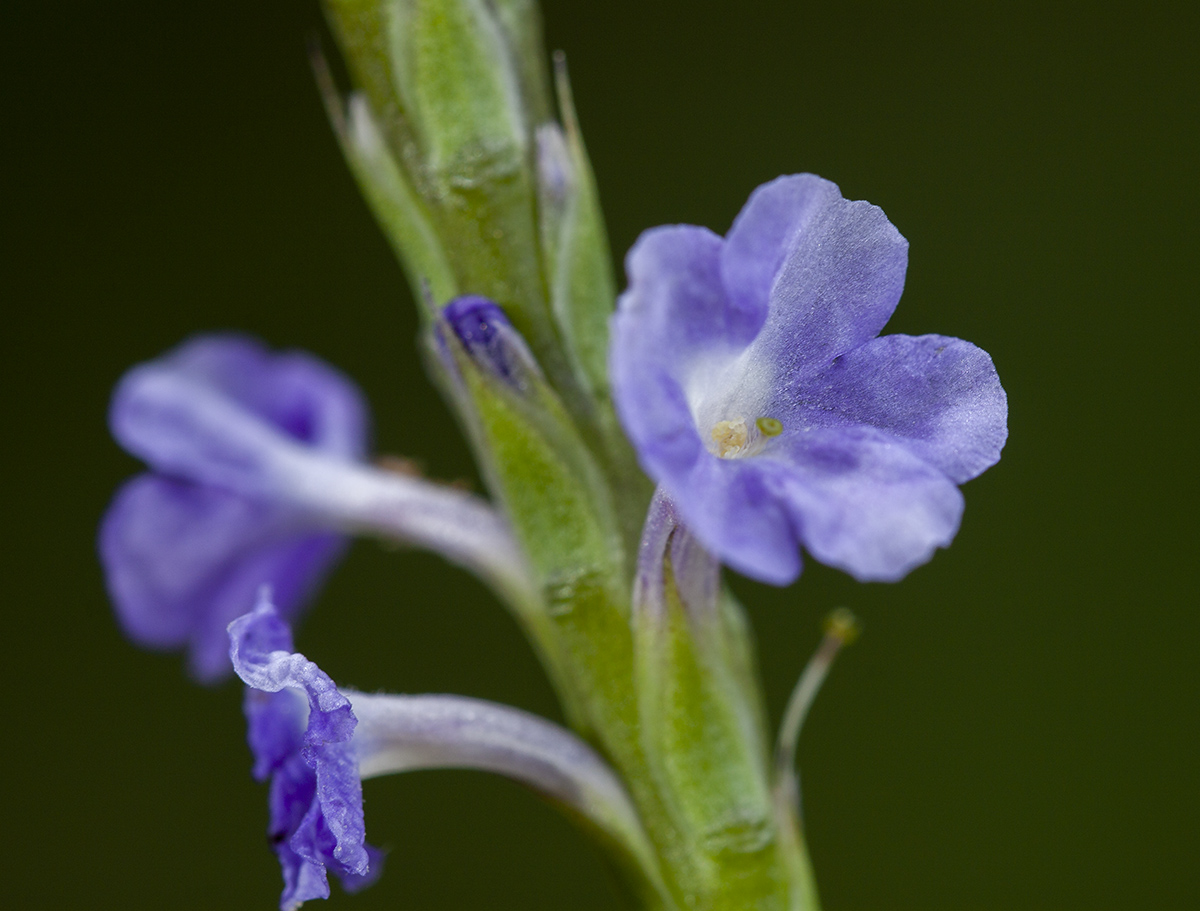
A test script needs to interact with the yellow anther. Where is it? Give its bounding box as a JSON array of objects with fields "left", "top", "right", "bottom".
[
  {"left": 755, "top": 416, "right": 783, "bottom": 437},
  {"left": 711, "top": 419, "right": 749, "bottom": 458}
]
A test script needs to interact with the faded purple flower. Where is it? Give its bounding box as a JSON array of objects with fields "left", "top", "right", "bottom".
[
  {"left": 612, "top": 174, "right": 1007, "bottom": 584},
  {"left": 100, "top": 335, "right": 366, "bottom": 681},
  {"left": 230, "top": 595, "right": 380, "bottom": 910},
  {"left": 100, "top": 334, "right": 532, "bottom": 681}
]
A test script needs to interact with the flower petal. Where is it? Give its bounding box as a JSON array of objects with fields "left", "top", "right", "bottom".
[
  {"left": 611, "top": 226, "right": 731, "bottom": 476},
  {"left": 782, "top": 334, "right": 1008, "bottom": 483},
  {"left": 142, "top": 334, "right": 368, "bottom": 458},
  {"left": 763, "top": 426, "right": 965, "bottom": 581},
  {"left": 262, "top": 731, "right": 383, "bottom": 910},
  {"left": 109, "top": 335, "right": 369, "bottom": 501},
  {"left": 621, "top": 224, "right": 759, "bottom": 358},
  {"left": 727, "top": 174, "right": 909, "bottom": 380},
  {"left": 230, "top": 597, "right": 370, "bottom": 881},
  {"left": 662, "top": 457, "right": 802, "bottom": 586},
  {"left": 99, "top": 475, "right": 345, "bottom": 682}
]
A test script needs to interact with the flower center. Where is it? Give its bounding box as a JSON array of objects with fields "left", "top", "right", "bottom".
[{"left": 709, "top": 416, "right": 783, "bottom": 459}]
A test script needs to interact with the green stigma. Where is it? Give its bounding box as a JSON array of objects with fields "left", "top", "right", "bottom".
[{"left": 755, "top": 416, "right": 783, "bottom": 437}]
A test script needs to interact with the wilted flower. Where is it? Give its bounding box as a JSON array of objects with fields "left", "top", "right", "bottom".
[
  {"left": 230, "top": 593, "right": 662, "bottom": 908},
  {"left": 230, "top": 594, "right": 379, "bottom": 909}
]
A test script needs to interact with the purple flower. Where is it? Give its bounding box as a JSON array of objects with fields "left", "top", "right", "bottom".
[
  {"left": 611, "top": 174, "right": 1007, "bottom": 584},
  {"left": 100, "top": 334, "right": 532, "bottom": 681},
  {"left": 100, "top": 335, "right": 366, "bottom": 681},
  {"left": 230, "top": 595, "right": 380, "bottom": 910},
  {"left": 229, "top": 595, "right": 666, "bottom": 907}
]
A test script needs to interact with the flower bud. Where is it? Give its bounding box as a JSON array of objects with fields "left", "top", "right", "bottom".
[{"left": 438, "top": 295, "right": 542, "bottom": 391}]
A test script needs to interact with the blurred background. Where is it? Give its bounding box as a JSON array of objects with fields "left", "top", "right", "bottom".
[{"left": 5, "top": 1, "right": 1196, "bottom": 908}]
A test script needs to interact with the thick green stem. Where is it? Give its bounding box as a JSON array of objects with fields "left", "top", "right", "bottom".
[{"left": 320, "top": 3, "right": 822, "bottom": 904}]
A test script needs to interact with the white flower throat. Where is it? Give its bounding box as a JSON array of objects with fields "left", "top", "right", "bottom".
[{"left": 685, "top": 347, "right": 781, "bottom": 458}]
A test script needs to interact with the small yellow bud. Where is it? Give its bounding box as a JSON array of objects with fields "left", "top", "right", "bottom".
[{"left": 823, "top": 607, "right": 861, "bottom": 645}]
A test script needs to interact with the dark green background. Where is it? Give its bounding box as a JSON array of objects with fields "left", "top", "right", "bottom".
[{"left": 6, "top": 1, "right": 1196, "bottom": 908}]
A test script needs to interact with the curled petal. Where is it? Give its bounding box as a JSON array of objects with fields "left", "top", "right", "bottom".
[{"left": 230, "top": 596, "right": 372, "bottom": 904}]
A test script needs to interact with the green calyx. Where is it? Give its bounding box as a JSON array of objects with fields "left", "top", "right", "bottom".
[{"left": 633, "top": 522, "right": 816, "bottom": 910}]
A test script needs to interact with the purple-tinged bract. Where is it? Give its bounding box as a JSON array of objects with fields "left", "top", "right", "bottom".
[
  {"left": 99, "top": 335, "right": 368, "bottom": 681},
  {"left": 438, "top": 295, "right": 540, "bottom": 389},
  {"left": 231, "top": 596, "right": 381, "bottom": 910},
  {"left": 611, "top": 174, "right": 1007, "bottom": 584}
]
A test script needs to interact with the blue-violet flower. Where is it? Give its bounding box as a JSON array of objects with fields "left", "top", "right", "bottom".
[
  {"left": 101, "top": 335, "right": 366, "bottom": 680},
  {"left": 101, "top": 334, "right": 529, "bottom": 681},
  {"left": 230, "top": 594, "right": 379, "bottom": 910},
  {"left": 611, "top": 174, "right": 1007, "bottom": 584}
]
